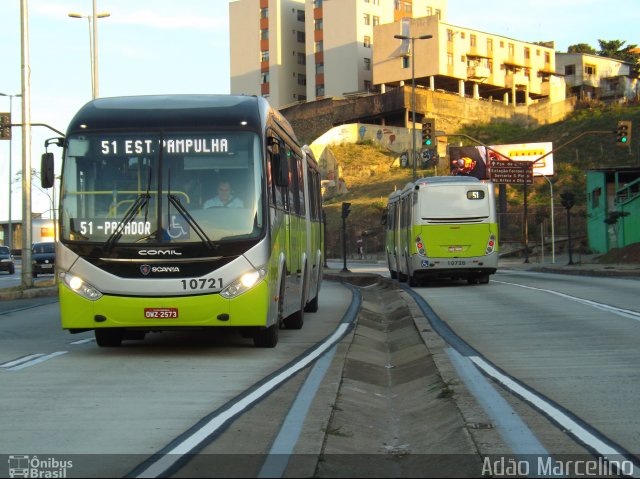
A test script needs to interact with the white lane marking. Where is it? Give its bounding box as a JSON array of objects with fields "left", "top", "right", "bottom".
[
  {"left": 493, "top": 280, "right": 640, "bottom": 321},
  {"left": 470, "top": 355, "right": 640, "bottom": 478},
  {"left": 446, "top": 348, "right": 549, "bottom": 455},
  {"left": 4, "top": 351, "right": 68, "bottom": 371},
  {"left": 69, "top": 338, "right": 96, "bottom": 345},
  {"left": 135, "top": 322, "right": 351, "bottom": 479},
  {"left": 258, "top": 345, "right": 338, "bottom": 478},
  {"left": 0, "top": 354, "right": 45, "bottom": 368}
]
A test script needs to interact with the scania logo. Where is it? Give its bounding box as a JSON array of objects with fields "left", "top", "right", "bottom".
[
  {"left": 138, "top": 249, "right": 182, "bottom": 256},
  {"left": 140, "top": 264, "right": 180, "bottom": 275}
]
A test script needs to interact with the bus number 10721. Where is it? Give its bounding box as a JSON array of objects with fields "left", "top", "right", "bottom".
[{"left": 180, "top": 278, "right": 223, "bottom": 290}]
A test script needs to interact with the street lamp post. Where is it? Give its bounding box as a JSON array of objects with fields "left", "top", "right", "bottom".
[
  {"left": 394, "top": 33, "right": 432, "bottom": 180},
  {"left": 68, "top": 2, "right": 110, "bottom": 99},
  {"left": 0, "top": 92, "right": 21, "bottom": 252},
  {"left": 541, "top": 175, "right": 555, "bottom": 264}
]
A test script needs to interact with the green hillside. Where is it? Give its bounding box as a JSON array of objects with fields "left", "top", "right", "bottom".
[{"left": 322, "top": 103, "right": 640, "bottom": 258}]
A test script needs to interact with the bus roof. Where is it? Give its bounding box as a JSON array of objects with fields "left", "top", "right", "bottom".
[
  {"left": 415, "top": 176, "right": 481, "bottom": 185},
  {"left": 65, "top": 94, "right": 297, "bottom": 140}
]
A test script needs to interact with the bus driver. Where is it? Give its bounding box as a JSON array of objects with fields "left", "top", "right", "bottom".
[{"left": 203, "top": 180, "right": 244, "bottom": 209}]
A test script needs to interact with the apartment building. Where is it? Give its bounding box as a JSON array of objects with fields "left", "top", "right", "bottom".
[
  {"left": 373, "top": 16, "right": 566, "bottom": 106},
  {"left": 230, "top": 0, "right": 448, "bottom": 108},
  {"left": 307, "top": 0, "right": 447, "bottom": 102},
  {"left": 229, "top": 0, "right": 308, "bottom": 108},
  {"left": 556, "top": 53, "right": 638, "bottom": 102}
]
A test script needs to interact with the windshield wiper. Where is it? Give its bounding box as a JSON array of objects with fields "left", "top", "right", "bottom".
[
  {"left": 167, "top": 194, "right": 216, "bottom": 251},
  {"left": 104, "top": 193, "right": 151, "bottom": 251},
  {"left": 105, "top": 165, "right": 154, "bottom": 251}
]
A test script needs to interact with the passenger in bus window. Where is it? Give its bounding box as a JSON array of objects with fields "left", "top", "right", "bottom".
[{"left": 203, "top": 180, "right": 244, "bottom": 208}]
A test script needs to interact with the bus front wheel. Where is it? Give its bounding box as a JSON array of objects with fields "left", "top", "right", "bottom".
[
  {"left": 253, "top": 324, "right": 279, "bottom": 348},
  {"left": 95, "top": 328, "right": 124, "bottom": 347}
]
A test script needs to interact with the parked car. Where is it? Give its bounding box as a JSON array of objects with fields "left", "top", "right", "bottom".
[
  {"left": 0, "top": 246, "right": 15, "bottom": 275},
  {"left": 32, "top": 242, "right": 56, "bottom": 277}
]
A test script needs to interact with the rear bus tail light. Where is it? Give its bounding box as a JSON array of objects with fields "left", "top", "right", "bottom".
[{"left": 486, "top": 234, "right": 496, "bottom": 255}]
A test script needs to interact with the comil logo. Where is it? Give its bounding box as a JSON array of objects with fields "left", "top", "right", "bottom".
[{"left": 8, "top": 455, "right": 73, "bottom": 478}]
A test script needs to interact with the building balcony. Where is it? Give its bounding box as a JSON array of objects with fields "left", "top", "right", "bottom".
[{"left": 467, "top": 66, "right": 490, "bottom": 80}]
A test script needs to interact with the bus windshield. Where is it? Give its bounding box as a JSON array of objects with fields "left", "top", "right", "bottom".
[
  {"left": 60, "top": 131, "right": 264, "bottom": 244},
  {"left": 419, "top": 184, "right": 490, "bottom": 220}
]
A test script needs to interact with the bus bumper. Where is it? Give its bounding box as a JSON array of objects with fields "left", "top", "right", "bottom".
[
  {"left": 411, "top": 252, "right": 498, "bottom": 278},
  {"left": 59, "top": 281, "right": 270, "bottom": 330}
]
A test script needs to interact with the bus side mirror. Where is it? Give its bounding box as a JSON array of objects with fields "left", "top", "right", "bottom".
[
  {"left": 41, "top": 153, "right": 55, "bottom": 188},
  {"left": 270, "top": 140, "right": 289, "bottom": 187}
]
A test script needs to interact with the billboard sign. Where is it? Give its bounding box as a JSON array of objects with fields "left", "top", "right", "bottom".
[
  {"left": 449, "top": 146, "right": 488, "bottom": 180},
  {"left": 488, "top": 142, "right": 554, "bottom": 177}
]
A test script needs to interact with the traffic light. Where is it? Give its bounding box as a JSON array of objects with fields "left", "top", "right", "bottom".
[
  {"left": 560, "top": 191, "right": 575, "bottom": 210},
  {"left": 0, "top": 112, "right": 11, "bottom": 140},
  {"left": 616, "top": 120, "right": 632, "bottom": 146},
  {"left": 341, "top": 202, "right": 351, "bottom": 218},
  {"left": 422, "top": 118, "right": 435, "bottom": 147}
]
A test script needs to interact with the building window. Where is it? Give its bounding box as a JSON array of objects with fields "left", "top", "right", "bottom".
[
  {"left": 447, "top": 29, "right": 453, "bottom": 42},
  {"left": 565, "top": 64, "right": 575, "bottom": 75},
  {"left": 261, "top": 29, "right": 268, "bottom": 40},
  {"left": 524, "top": 47, "right": 530, "bottom": 59},
  {"left": 435, "top": 9, "right": 441, "bottom": 20},
  {"left": 298, "top": 52, "right": 306, "bottom": 65},
  {"left": 500, "top": 41, "right": 504, "bottom": 48},
  {"left": 508, "top": 43, "right": 514, "bottom": 56},
  {"left": 470, "top": 34, "right": 476, "bottom": 47},
  {"left": 545, "top": 51, "right": 551, "bottom": 64},
  {"left": 297, "top": 9, "right": 305, "bottom": 21},
  {"left": 297, "top": 31, "right": 305, "bottom": 43},
  {"left": 260, "top": 7, "right": 268, "bottom": 19},
  {"left": 364, "top": 80, "right": 372, "bottom": 91},
  {"left": 460, "top": 32, "right": 465, "bottom": 39},
  {"left": 364, "top": 58, "right": 371, "bottom": 71},
  {"left": 315, "top": 41, "right": 323, "bottom": 53},
  {"left": 536, "top": 49, "right": 541, "bottom": 56},
  {"left": 447, "top": 53, "right": 453, "bottom": 66},
  {"left": 487, "top": 38, "right": 493, "bottom": 52},
  {"left": 373, "top": 15, "right": 380, "bottom": 26},
  {"left": 402, "top": 56, "right": 410, "bottom": 69},
  {"left": 364, "top": 35, "right": 371, "bottom": 48},
  {"left": 363, "top": 13, "right": 370, "bottom": 25},
  {"left": 394, "top": 0, "right": 400, "bottom": 9},
  {"left": 404, "top": 2, "right": 412, "bottom": 13},
  {"left": 426, "top": 6, "right": 433, "bottom": 16},
  {"left": 298, "top": 74, "right": 306, "bottom": 86},
  {"left": 316, "top": 85, "right": 325, "bottom": 97},
  {"left": 314, "top": 0, "right": 322, "bottom": 7},
  {"left": 316, "top": 62, "right": 324, "bottom": 74},
  {"left": 488, "top": 60, "right": 493, "bottom": 72},
  {"left": 591, "top": 187, "right": 601, "bottom": 209},
  {"left": 261, "top": 72, "right": 269, "bottom": 84},
  {"left": 315, "top": 19, "right": 322, "bottom": 30},
  {"left": 585, "top": 63, "right": 596, "bottom": 75},
  {"left": 461, "top": 55, "right": 466, "bottom": 63},
  {"left": 261, "top": 51, "right": 269, "bottom": 62}
]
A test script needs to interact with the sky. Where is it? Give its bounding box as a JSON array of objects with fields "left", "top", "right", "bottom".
[{"left": 0, "top": 0, "right": 638, "bottom": 223}]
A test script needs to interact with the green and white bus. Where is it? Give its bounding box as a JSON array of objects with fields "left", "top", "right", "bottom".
[
  {"left": 383, "top": 176, "right": 498, "bottom": 286},
  {"left": 42, "top": 95, "right": 323, "bottom": 347}
]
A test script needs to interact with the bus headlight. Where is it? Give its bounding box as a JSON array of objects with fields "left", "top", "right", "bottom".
[
  {"left": 60, "top": 272, "right": 103, "bottom": 301},
  {"left": 220, "top": 266, "right": 267, "bottom": 299}
]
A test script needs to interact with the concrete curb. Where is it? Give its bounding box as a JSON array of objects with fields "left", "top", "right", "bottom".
[{"left": 0, "top": 285, "right": 58, "bottom": 301}]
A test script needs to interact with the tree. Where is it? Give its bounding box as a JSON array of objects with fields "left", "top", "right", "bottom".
[
  {"left": 567, "top": 43, "right": 596, "bottom": 54},
  {"left": 597, "top": 39, "right": 640, "bottom": 65}
]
